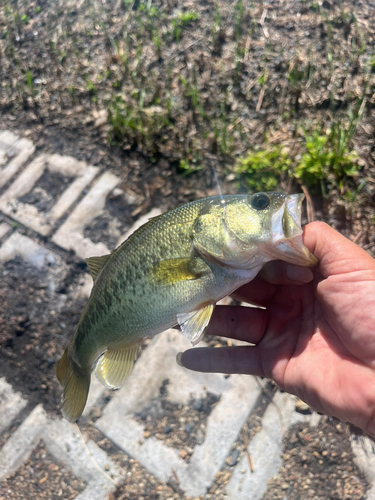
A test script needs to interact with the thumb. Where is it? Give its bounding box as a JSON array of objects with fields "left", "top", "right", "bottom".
[{"left": 303, "top": 222, "right": 375, "bottom": 278}]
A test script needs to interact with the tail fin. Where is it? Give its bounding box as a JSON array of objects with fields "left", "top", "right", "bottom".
[{"left": 56, "top": 347, "right": 90, "bottom": 422}]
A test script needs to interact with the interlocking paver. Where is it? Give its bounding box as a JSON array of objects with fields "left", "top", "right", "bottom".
[
  {"left": 351, "top": 434, "right": 375, "bottom": 500},
  {"left": 52, "top": 171, "right": 120, "bottom": 259},
  {"left": 0, "top": 222, "right": 11, "bottom": 240},
  {"left": 0, "top": 404, "right": 119, "bottom": 500},
  {"left": 225, "top": 391, "right": 321, "bottom": 500},
  {"left": 0, "top": 405, "right": 47, "bottom": 482},
  {"left": 0, "top": 231, "right": 66, "bottom": 293},
  {"left": 0, "top": 153, "right": 98, "bottom": 236},
  {"left": 96, "top": 329, "right": 264, "bottom": 497},
  {"left": 0, "top": 378, "right": 28, "bottom": 435},
  {"left": 0, "top": 131, "right": 35, "bottom": 189}
]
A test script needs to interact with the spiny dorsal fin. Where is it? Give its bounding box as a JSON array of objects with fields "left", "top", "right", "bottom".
[
  {"left": 95, "top": 341, "right": 141, "bottom": 389},
  {"left": 85, "top": 254, "right": 111, "bottom": 281},
  {"left": 177, "top": 303, "right": 214, "bottom": 345}
]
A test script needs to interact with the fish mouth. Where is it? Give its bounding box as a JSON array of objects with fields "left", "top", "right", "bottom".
[{"left": 269, "top": 194, "right": 318, "bottom": 267}]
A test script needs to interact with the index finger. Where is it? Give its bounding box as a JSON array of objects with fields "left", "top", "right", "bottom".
[
  {"left": 230, "top": 275, "right": 277, "bottom": 307},
  {"left": 206, "top": 305, "right": 266, "bottom": 344}
]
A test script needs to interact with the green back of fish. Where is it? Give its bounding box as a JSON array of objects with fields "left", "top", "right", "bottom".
[{"left": 73, "top": 197, "right": 230, "bottom": 364}]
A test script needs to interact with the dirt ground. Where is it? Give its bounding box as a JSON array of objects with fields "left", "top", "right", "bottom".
[{"left": 1, "top": 0, "right": 375, "bottom": 499}]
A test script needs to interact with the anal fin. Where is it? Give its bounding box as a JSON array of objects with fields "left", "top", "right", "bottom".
[
  {"left": 95, "top": 342, "right": 141, "bottom": 389},
  {"left": 177, "top": 303, "right": 214, "bottom": 345}
]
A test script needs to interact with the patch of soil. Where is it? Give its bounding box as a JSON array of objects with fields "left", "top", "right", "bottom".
[
  {"left": 83, "top": 193, "right": 135, "bottom": 250},
  {"left": 18, "top": 170, "right": 74, "bottom": 213},
  {"left": 0, "top": 256, "right": 85, "bottom": 416},
  {"left": 134, "top": 378, "right": 221, "bottom": 458},
  {"left": 0, "top": 440, "right": 86, "bottom": 500},
  {"left": 262, "top": 417, "right": 369, "bottom": 500}
]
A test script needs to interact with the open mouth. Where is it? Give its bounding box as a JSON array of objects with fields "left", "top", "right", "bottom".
[{"left": 270, "top": 194, "right": 318, "bottom": 267}]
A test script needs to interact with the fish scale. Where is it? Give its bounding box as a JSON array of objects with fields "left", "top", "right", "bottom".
[{"left": 57, "top": 192, "right": 317, "bottom": 422}]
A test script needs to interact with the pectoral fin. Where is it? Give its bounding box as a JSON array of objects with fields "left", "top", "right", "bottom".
[
  {"left": 177, "top": 303, "right": 214, "bottom": 345},
  {"left": 86, "top": 254, "right": 111, "bottom": 281},
  {"left": 95, "top": 342, "right": 141, "bottom": 389},
  {"left": 152, "top": 257, "right": 209, "bottom": 285}
]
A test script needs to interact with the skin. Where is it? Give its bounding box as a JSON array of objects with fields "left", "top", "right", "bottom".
[{"left": 179, "top": 222, "right": 375, "bottom": 436}]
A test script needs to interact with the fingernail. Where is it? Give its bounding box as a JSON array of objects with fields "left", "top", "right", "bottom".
[
  {"left": 176, "top": 352, "right": 183, "bottom": 367},
  {"left": 286, "top": 265, "right": 313, "bottom": 283}
]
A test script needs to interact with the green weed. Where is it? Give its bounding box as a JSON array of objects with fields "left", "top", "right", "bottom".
[
  {"left": 180, "top": 74, "right": 206, "bottom": 118},
  {"left": 294, "top": 119, "right": 360, "bottom": 194},
  {"left": 178, "top": 157, "right": 202, "bottom": 176},
  {"left": 234, "top": 145, "right": 291, "bottom": 192},
  {"left": 85, "top": 77, "right": 96, "bottom": 96},
  {"left": 25, "top": 70, "right": 33, "bottom": 91},
  {"left": 234, "top": 0, "right": 244, "bottom": 40},
  {"left": 171, "top": 11, "right": 199, "bottom": 42},
  {"left": 107, "top": 96, "right": 169, "bottom": 150}
]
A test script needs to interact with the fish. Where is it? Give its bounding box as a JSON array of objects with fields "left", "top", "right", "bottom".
[{"left": 56, "top": 192, "right": 317, "bottom": 422}]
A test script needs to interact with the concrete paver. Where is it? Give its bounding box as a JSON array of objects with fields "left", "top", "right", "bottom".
[
  {"left": 225, "top": 391, "right": 321, "bottom": 500},
  {"left": 0, "top": 222, "right": 11, "bottom": 240},
  {"left": 351, "top": 434, "right": 375, "bottom": 500},
  {"left": 96, "top": 330, "right": 264, "bottom": 496},
  {"left": 0, "top": 378, "right": 28, "bottom": 435},
  {"left": 0, "top": 130, "right": 372, "bottom": 499},
  {"left": 0, "top": 131, "right": 35, "bottom": 189},
  {"left": 0, "top": 153, "right": 99, "bottom": 236},
  {"left": 0, "top": 404, "right": 118, "bottom": 500},
  {"left": 52, "top": 171, "right": 120, "bottom": 259}
]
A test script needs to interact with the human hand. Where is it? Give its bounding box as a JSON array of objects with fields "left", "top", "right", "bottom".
[{"left": 178, "top": 222, "right": 375, "bottom": 436}]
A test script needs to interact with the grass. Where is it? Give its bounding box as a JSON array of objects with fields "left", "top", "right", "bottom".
[
  {"left": 294, "top": 125, "right": 360, "bottom": 195},
  {"left": 0, "top": 0, "right": 374, "bottom": 231},
  {"left": 235, "top": 144, "right": 291, "bottom": 192},
  {"left": 235, "top": 107, "right": 364, "bottom": 198},
  {"left": 171, "top": 11, "right": 199, "bottom": 42}
]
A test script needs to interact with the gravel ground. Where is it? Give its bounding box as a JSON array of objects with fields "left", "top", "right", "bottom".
[{"left": 0, "top": 441, "right": 86, "bottom": 500}]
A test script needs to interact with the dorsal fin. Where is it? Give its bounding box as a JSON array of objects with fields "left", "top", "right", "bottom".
[{"left": 85, "top": 254, "right": 111, "bottom": 281}]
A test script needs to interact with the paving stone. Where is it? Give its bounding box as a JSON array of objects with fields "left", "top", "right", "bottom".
[
  {"left": 44, "top": 419, "right": 118, "bottom": 499},
  {"left": 351, "top": 434, "right": 375, "bottom": 500},
  {"left": 0, "top": 378, "right": 28, "bottom": 434},
  {"left": 0, "top": 232, "right": 66, "bottom": 291},
  {"left": 0, "top": 131, "right": 35, "bottom": 189},
  {"left": 0, "top": 222, "right": 11, "bottom": 240},
  {"left": 52, "top": 171, "right": 120, "bottom": 259},
  {"left": 0, "top": 153, "right": 98, "bottom": 235},
  {"left": 0, "top": 405, "right": 47, "bottom": 482},
  {"left": 0, "top": 404, "right": 119, "bottom": 499},
  {"left": 225, "top": 391, "right": 321, "bottom": 500},
  {"left": 95, "top": 329, "right": 263, "bottom": 496}
]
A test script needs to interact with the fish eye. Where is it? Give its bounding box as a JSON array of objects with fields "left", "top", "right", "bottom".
[{"left": 251, "top": 193, "right": 270, "bottom": 210}]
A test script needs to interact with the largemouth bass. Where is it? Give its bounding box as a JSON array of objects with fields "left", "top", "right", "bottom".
[{"left": 57, "top": 192, "right": 317, "bottom": 421}]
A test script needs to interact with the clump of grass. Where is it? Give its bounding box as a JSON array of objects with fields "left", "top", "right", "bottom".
[
  {"left": 234, "top": 110, "right": 363, "bottom": 196},
  {"left": 234, "top": 145, "right": 291, "bottom": 192},
  {"left": 107, "top": 96, "right": 169, "bottom": 152},
  {"left": 178, "top": 157, "right": 202, "bottom": 176},
  {"left": 294, "top": 115, "right": 361, "bottom": 195},
  {"left": 171, "top": 11, "right": 199, "bottom": 42},
  {"left": 25, "top": 70, "right": 33, "bottom": 91}
]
